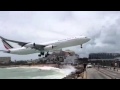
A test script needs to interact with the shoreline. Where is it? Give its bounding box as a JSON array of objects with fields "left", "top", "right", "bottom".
[{"left": 0, "top": 64, "right": 60, "bottom": 68}]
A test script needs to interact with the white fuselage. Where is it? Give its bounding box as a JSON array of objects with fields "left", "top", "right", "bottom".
[{"left": 8, "top": 36, "right": 90, "bottom": 55}]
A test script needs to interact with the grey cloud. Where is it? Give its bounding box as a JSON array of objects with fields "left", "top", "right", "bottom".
[
  {"left": 65, "top": 11, "right": 120, "bottom": 57},
  {"left": 81, "top": 13, "right": 120, "bottom": 56}
]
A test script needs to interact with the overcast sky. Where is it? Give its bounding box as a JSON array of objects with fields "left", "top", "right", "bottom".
[{"left": 0, "top": 11, "right": 120, "bottom": 60}]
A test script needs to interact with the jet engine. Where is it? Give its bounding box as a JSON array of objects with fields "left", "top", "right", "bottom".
[
  {"left": 44, "top": 45, "right": 55, "bottom": 50},
  {"left": 24, "top": 43, "right": 35, "bottom": 48}
]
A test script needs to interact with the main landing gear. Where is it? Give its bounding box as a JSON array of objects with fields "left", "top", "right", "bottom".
[
  {"left": 45, "top": 52, "right": 50, "bottom": 57},
  {"left": 38, "top": 52, "right": 50, "bottom": 57},
  {"left": 38, "top": 52, "right": 44, "bottom": 57}
]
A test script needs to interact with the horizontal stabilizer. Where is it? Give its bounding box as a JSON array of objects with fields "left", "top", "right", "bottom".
[{"left": 0, "top": 50, "right": 10, "bottom": 53}]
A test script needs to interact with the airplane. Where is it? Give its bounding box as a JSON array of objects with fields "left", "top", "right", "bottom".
[{"left": 0, "top": 36, "right": 90, "bottom": 57}]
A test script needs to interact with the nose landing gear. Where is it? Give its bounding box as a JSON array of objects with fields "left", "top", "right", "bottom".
[{"left": 81, "top": 44, "right": 83, "bottom": 48}]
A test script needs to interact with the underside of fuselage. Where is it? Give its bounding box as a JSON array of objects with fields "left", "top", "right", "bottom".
[
  {"left": 10, "top": 48, "right": 39, "bottom": 55},
  {"left": 46, "top": 38, "right": 88, "bottom": 51},
  {"left": 9, "top": 38, "right": 88, "bottom": 55}
]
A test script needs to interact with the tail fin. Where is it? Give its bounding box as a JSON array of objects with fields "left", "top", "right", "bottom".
[{"left": 1, "top": 39, "right": 13, "bottom": 50}]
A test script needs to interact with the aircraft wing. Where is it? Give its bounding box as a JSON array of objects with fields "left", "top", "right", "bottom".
[
  {"left": 0, "top": 36, "right": 29, "bottom": 46},
  {"left": 0, "top": 36, "right": 46, "bottom": 49}
]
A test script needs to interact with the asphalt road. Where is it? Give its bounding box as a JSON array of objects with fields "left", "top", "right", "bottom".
[
  {"left": 86, "top": 68, "right": 111, "bottom": 79},
  {"left": 99, "top": 68, "right": 120, "bottom": 79}
]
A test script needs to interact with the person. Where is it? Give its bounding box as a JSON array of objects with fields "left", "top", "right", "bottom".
[
  {"left": 114, "top": 62, "right": 118, "bottom": 71},
  {"left": 110, "top": 63, "right": 112, "bottom": 70},
  {"left": 83, "top": 63, "right": 87, "bottom": 71},
  {"left": 93, "top": 63, "right": 95, "bottom": 67},
  {"left": 98, "top": 63, "right": 100, "bottom": 70}
]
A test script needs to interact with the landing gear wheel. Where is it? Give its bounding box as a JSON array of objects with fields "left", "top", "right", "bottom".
[
  {"left": 45, "top": 52, "right": 50, "bottom": 57},
  {"left": 45, "top": 54, "right": 47, "bottom": 57},
  {"left": 81, "top": 44, "right": 83, "bottom": 48},
  {"left": 38, "top": 54, "right": 41, "bottom": 57},
  {"left": 41, "top": 52, "right": 44, "bottom": 55},
  {"left": 47, "top": 52, "right": 49, "bottom": 55}
]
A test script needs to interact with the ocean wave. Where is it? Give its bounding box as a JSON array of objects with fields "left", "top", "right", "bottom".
[
  {"left": 4, "top": 65, "right": 76, "bottom": 79},
  {"left": 6, "top": 66, "right": 58, "bottom": 70},
  {"left": 31, "top": 65, "right": 76, "bottom": 79}
]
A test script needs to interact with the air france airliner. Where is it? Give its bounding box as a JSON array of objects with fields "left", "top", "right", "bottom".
[{"left": 0, "top": 36, "right": 90, "bottom": 57}]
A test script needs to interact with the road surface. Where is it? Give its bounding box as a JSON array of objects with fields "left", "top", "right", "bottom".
[
  {"left": 86, "top": 68, "right": 111, "bottom": 79},
  {"left": 99, "top": 68, "right": 120, "bottom": 79}
]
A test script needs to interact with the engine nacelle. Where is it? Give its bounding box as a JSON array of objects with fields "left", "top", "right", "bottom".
[
  {"left": 24, "top": 43, "right": 35, "bottom": 48},
  {"left": 44, "top": 45, "right": 54, "bottom": 50}
]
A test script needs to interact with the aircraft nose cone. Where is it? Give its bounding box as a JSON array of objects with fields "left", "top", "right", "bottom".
[
  {"left": 86, "top": 38, "right": 90, "bottom": 41},
  {"left": 88, "top": 38, "right": 90, "bottom": 41}
]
